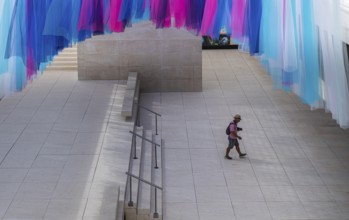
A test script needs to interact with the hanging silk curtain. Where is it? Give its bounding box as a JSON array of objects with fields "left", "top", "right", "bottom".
[
  {"left": 247, "top": 0, "right": 262, "bottom": 54},
  {"left": 5, "top": 0, "right": 27, "bottom": 60},
  {"left": 109, "top": 0, "right": 125, "bottom": 32},
  {"left": 294, "top": 0, "right": 321, "bottom": 106},
  {"left": 43, "top": 0, "right": 88, "bottom": 44},
  {"left": 231, "top": 0, "right": 247, "bottom": 44},
  {"left": 78, "top": 0, "right": 105, "bottom": 34},
  {"left": 237, "top": 0, "right": 262, "bottom": 53},
  {"left": 119, "top": 0, "right": 134, "bottom": 27},
  {"left": 258, "top": 0, "right": 284, "bottom": 89},
  {"left": 152, "top": 0, "right": 171, "bottom": 28},
  {"left": 0, "top": 0, "right": 17, "bottom": 97},
  {"left": 171, "top": 0, "right": 188, "bottom": 28},
  {"left": 282, "top": 0, "right": 298, "bottom": 90},
  {"left": 1, "top": 0, "right": 349, "bottom": 128},
  {"left": 212, "top": 0, "right": 232, "bottom": 37},
  {"left": 4, "top": 0, "right": 27, "bottom": 93},
  {"left": 186, "top": 0, "right": 206, "bottom": 33},
  {"left": 26, "top": 0, "right": 52, "bottom": 79},
  {"left": 314, "top": 0, "right": 349, "bottom": 128},
  {"left": 132, "top": 0, "right": 150, "bottom": 23},
  {"left": 200, "top": 0, "right": 217, "bottom": 36},
  {"left": 0, "top": 0, "right": 14, "bottom": 75}
]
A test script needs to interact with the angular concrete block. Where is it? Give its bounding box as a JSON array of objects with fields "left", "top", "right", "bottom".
[
  {"left": 127, "top": 79, "right": 137, "bottom": 89},
  {"left": 78, "top": 22, "right": 202, "bottom": 92},
  {"left": 128, "top": 72, "right": 138, "bottom": 78}
]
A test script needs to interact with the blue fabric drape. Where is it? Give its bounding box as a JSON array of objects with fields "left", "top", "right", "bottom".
[
  {"left": 299, "top": 0, "right": 321, "bottom": 104},
  {"left": 248, "top": 0, "right": 262, "bottom": 54}
]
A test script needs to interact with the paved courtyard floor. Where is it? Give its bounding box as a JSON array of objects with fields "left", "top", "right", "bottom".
[
  {"left": 140, "top": 50, "right": 349, "bottom": 220},
  {"left": 0, "top": 49, "right": 348, "bottom": 220},
  {"left": 0, "top": 73, "right": 131, "bottom": 220}
]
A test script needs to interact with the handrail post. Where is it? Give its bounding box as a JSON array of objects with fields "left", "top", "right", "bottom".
[
  {"left": 154, "top": 142, "right": 158, "bottom": 169},
  {"left": 132, "top": 132, "right": 137, "bottom": 159},
  {"left": 136, "top": 105, "right": 140, "bottom": 127},
  {"left": 128, "top": 176, "right": 134, "bottom": 206},
  {"left": 153, "top": 188, "right": 159, "bottom": 218},
  {"left": 155, "top": 115, "right": 158, "bottom": 135}
]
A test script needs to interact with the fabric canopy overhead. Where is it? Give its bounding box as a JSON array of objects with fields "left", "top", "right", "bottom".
[{"left": 0, "top": 0, "right": 348, "bottom": 128}]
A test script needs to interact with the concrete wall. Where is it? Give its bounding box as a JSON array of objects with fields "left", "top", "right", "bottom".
[{"left": 78, "top": 22, "right": 202, "bottom": 92}]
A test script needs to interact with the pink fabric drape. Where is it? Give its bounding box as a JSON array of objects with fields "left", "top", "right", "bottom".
[
  {"left": 231, "top": 0, "right": 246, "bottom": 42},
  {"left": 200, "top": 0, "right": 217, "bottom": 36},
  {"left": 171, "top": 0, "right": 188, "bottom": 28},
  {"left": 109, "top": 0, "right": 124, "bottom": 32}
]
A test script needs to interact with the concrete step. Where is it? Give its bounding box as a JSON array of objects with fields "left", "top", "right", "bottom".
[
  {"left": 54, "top": 56, "right": 78, "bottom": 62},
  {"left": 46, "top": 65, "right": 76, "bottom": 71},
  {"left": 136, "top": 130, "right": 153, "bottom": 220},
  {"left": 57, "top": 52, "right": 77, "bottom": 57},
  {"left": 46, "top": 66, "right": 77, "bottom": 71},
  {"left": 150, "top": 136, "right": 163, "bottom": 220},
  {"left": 50, "top": 61, "right": 77, "bottom": 66},
  {"left": 62, "top": 47, "right": 77, "bottom": 52},
  {"left": 124, "top": 126, "right": 144, "bottom": 220},
  {"left": 59, "top": 49, "right": 77, "bottom": 53},
  {"left": 46, "top": 46, "right": 78, "bottom": 71},
  {"left": 117, "top": 187, "right": 125, "bottom": 220}
]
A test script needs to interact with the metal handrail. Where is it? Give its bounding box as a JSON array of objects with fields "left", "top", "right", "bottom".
[
  {"left": 129, "top": 131, "right": 160, "bottom": 147},
  {"left": 131, "top": 124, "right": 138, "bottom": 159},
  {"left": 135, "top": 103, "right": 162, "bottom": 116},
  {"left": 161, "top": 139, "right": 165, "bottom": 218},
  {"left": 135, "top": 102, "right": 161, "bottom": 135},
  {"left": 126, "top": 171, "right": 163, "bottom": 218},
  {"left": 126, "top": 172, "right": 163, "bottom": 190},
  {"left": 152, "top": 134, "right": 158, "bottom": 169},
  {"left": 126, "top": 125, "right": 137, "bottom": 206},
  {"left": 125, "top": 102, "right": 163, "bottom": 218},
  {"left": 130, "top": 130, "right": 160, "bottom": 169}
]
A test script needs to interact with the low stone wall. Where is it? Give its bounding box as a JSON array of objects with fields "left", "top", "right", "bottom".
[{"left": 78, "top": 22, "right": 202, "bottom": 92}]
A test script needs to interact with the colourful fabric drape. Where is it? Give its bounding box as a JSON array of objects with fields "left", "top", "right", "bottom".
[
  {"left": 0, "top": 0, "right": 349, "bottom": 128},
  {"left": 313, "top": 0, "right": 349, "bottom": 128},
  {"left": 231, "top": 0, "right": 247, "bottom": 43},
  {"left": 200, "top": 0, "right": 217, "bottom": 36},
  {"left": 0, "top": 0, "right": 14, "bottom": 74},
  {"left": 297, "top": 0, "right": 321, "bottom": 105},
  {"left": 282, "top": 0, "right": 297, "bottom": 89},
  {"left": 246, "top": 0, "right": 262, "bottom": 54},
  {"left": 186, "top": 0, "right": 206, "bottom": 33},
  {"left": 259, "top": 0, "right": 283, "bottom": 88},
  {"left": 4, "top": 0, "right": 27, "bottom": 92}
]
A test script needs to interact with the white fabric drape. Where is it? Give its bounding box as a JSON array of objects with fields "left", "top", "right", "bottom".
[{"left": 314, "top": 0, "right": 349, "bottom": 128}]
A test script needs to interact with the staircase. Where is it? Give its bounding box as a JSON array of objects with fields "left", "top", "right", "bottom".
[
  {"left": 122, "top": 73, "right": 164, "bottom": 220},
  {"left": 46, "top": 46, "right": 78, "bottom": 71},
  {"left": 124, "top": 129, "right": 163, "bottom": 220}
]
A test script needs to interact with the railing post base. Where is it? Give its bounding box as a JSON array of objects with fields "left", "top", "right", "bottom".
[
  {"left": 153, "top": 212, "right": 159, "bottom": 218},
  {"left": 128, "top": 201, "right": 134, "bottom": 207},
  {"left": 133, "top": 156, "right": 138, "bottom": 159},
  {"left": 154, "top": 166, "right": 159, "bottom": 169}
]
